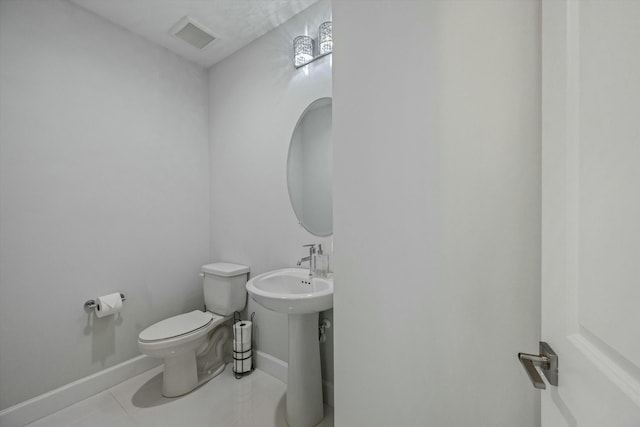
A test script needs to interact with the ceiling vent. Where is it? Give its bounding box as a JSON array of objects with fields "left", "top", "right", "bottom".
[{"left": 170, "top": 17, "right": 216, "bottom": 50}]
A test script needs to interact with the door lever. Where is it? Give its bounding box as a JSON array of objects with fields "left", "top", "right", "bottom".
[{"left": 518, "top": 341, "right": 558, "bottom": 389}]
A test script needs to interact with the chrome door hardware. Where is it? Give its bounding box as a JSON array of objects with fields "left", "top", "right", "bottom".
[{"left": 518, "top": 341, "right": 558, "bottom": 389}]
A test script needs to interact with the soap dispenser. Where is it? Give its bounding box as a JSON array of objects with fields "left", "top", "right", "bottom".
[{"left": 313, "top": 244, "right": 330, "bottom": 278}]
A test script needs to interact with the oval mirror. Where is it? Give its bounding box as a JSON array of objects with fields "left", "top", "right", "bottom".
[{"left": 287, "top": 97, "right": 332, "bottom": 236}]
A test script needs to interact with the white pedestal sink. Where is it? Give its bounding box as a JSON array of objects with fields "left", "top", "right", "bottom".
[{"left": 246, "top": 268, "right": 333, "bottom": 427}]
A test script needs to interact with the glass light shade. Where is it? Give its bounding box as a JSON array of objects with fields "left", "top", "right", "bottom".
[
  {"left": 318, "top": 21, "right": 332, "bottom": 55},
  {"left": 294, "top": 35, "right": 314, "bottom": 67}
]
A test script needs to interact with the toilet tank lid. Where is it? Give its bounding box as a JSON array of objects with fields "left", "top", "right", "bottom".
[{"left": 201, "top": 262, "right": 250, "bottom": 277}]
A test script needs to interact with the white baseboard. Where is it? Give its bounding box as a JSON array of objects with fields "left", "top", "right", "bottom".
[
  {"left": 254, "top": 350, "right": 288, "bottom": 383},
  {"left": 0, "top": 355, "right": 161, "bottom": 427},
  {"left": 254, "top": 350, "right": 334, "bottom": 407}
]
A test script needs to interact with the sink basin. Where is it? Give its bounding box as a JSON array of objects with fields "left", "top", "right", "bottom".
[
  {"left": 246, "top": 268, "right": 333, "bottom": 314},
  {"left": 246, "top": 267, "right": 333, "bottom": 426}
]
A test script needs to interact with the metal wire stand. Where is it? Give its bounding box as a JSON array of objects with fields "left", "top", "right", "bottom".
[{"left": 232, "top": 311, "right": 255, "bottom": 379}]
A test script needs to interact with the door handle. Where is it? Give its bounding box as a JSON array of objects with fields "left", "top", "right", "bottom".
[{"left": 518, "top": 341, "right": 558, "bottom": 389}]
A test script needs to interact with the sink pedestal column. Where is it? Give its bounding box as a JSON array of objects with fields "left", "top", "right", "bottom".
[{"left": 286, "top": 312, "right": 324, "bottom": 427}]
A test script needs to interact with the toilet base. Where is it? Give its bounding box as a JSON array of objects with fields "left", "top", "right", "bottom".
[
  {"left": 162, "top": 350, "right": 199, "bottom": 397},
  {"left": 197, "top": 362, "right": 226, "bottom": 386},
  {"left": 160, "top": 339, "right": 228, "bottom": 398},
  {"left": 161, "top": 356, "right": 226, "bottom": 398}
]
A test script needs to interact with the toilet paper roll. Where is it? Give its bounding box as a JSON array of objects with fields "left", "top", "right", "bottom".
[
  {"left": 233, "top": 321, "right": 252, "bottom": 343},
  {"left": 233, "top": 347, "right": 252, "bottom": 359},
  {"left": 95, "top": 293, "right": 123, "bottom": 318},
  {"left": 233, "top": 355, "right": 252, "bottom": 374},
  {"left": 233, "top": 340, "right": 252, "bottom": 352}
]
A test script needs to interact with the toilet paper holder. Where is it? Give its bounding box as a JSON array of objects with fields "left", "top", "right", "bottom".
[
  {"left": 84, "top": 293, "right": 126, "bottom": 311},
  {"left": 232, "top": 311, "right": 255, "bottom": 379}
]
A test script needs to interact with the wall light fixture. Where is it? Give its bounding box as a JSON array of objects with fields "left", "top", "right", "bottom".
[
  {"left": 293, "top": 21, "right": 332, "bottom": 69},
  {"left": 318, "top": 22, "right": 332, "bottom": 55},
  {"left": 294, "top": 35, "right": 314, "bottom": 68}
]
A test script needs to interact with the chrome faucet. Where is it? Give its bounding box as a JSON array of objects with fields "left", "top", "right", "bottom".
[{"left": 297, "top": 244, "right": 316, "bottom": 276}]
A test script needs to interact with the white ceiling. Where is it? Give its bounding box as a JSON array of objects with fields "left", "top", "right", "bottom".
[{"left": 69, "top": 0, "right": 320, "bottom": 68}]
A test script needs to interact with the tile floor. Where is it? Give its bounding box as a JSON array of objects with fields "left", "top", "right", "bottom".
[{"left": 27, "top": 365, "right": 334, "bottom": 427}]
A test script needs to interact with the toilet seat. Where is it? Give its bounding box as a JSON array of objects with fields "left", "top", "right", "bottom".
[
  {"left": 139, "top": 310, "right": 215, "bottom": 342},
  {"left": 138, "top": 310, "right": 226, "bottom": 358}
]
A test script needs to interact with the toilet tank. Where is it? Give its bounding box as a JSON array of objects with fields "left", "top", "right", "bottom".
[{"left": 201, "top": 262, "right": 250, "bottom": 315}]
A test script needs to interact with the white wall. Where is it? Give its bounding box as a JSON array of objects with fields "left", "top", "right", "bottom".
[
  {"left": 0, "top": 0, "right": 209, "bottom": 410},
  {"left": 333, "top": 1, "right": 541, "bottom": 426},
  {"left": 207, "top": 0, "right": 333, "bottom": 387}
]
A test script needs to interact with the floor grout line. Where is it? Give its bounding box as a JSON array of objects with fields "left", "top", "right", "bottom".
[
  {"left": 109, "top": 389, "right": 129, "bottom": 415},
  {"left": 107, "top": 389, "right": 140, "bottom": 427}
]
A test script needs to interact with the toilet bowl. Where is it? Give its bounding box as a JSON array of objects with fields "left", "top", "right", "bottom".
[{"left": 138, "top": 262, "right": 249, "bottom": 397}]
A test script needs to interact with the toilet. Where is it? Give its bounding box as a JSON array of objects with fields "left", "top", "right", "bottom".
[{"left": 138, "top": 262, "right": 249, "bottom": 397}]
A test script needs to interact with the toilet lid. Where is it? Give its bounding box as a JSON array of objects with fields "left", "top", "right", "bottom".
[{"left": 139, "top": 310, "right": 214, "bottom": 342}]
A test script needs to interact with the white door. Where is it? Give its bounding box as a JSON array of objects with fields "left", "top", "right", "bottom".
[{"left": 540, "top": 0, "right": 640, "bottom": 425}]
